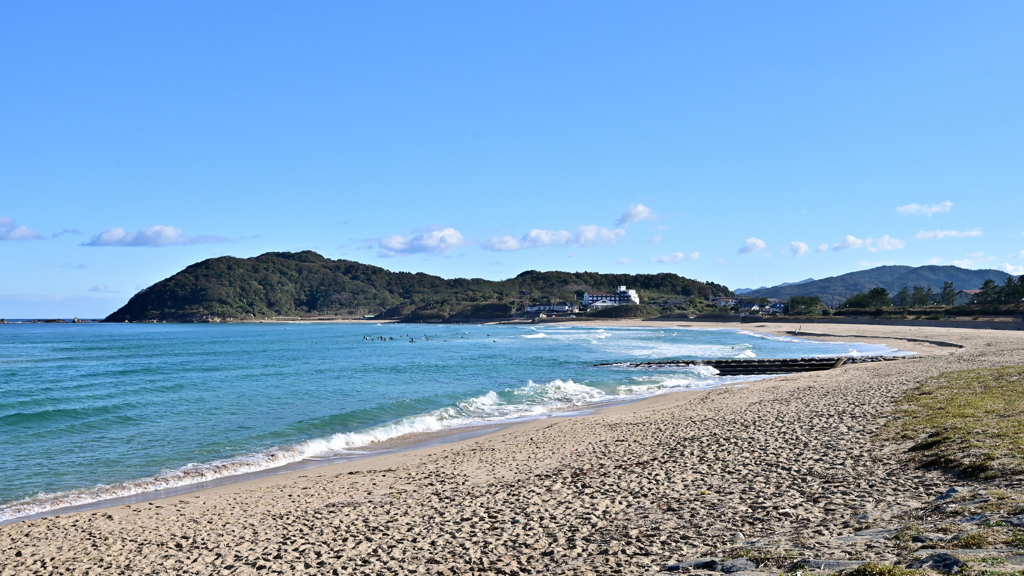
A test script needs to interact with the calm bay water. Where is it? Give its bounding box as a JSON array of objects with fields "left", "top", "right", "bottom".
[{"left": 0, "top": 322, "right": 906, "bottom": 521}]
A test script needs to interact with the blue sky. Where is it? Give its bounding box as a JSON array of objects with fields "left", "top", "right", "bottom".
[{"left": 2, "top": 2, "right": 1023, "bottom": 318}]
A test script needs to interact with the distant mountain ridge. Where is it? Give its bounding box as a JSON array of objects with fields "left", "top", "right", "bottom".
[
  {"left": 741, "top": 265, "right": 1010, "bottom": 303},
  {"left": 105, "top": 251, "right": 732, "bottom": 323},
  {"left": 735, "top": 278, "right": 814, "bottom": 294}
]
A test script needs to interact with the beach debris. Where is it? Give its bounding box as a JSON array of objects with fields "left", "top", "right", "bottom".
[
  {"left": 936, "top": 486, "right": 969, "bottom": 501},
  {"left": 663, "top": 558, "right": 758, "bottom": 574},
  {"left": 905, "top": 553, "right": 966, "bottom": 573},
  {"left": 664, "top": 557, "right": 721, "bottom": 572},
  {"left": 719, "top": 558, "right": 757, "bottom": 573},
  {"left": 790, "top": 559, "right": 867, "bottom": 572}
]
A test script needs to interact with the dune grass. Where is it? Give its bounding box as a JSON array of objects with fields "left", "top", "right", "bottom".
[{"left": 887, "top": 366, "right": 1024, "bottom": 478}]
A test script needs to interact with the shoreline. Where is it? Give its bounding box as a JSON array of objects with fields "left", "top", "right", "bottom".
[
  {"left": 0, "top": 322, "right": 915, "bottom": 525},
  {"left": 4, "top": 322, "right": 1019, "bottom": 576}
]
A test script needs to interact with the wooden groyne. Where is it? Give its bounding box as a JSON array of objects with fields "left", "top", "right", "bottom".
[{"left": 593, "top": 356, "right": 907, "bottom": 376}]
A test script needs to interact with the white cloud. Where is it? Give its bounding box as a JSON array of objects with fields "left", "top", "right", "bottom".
[
  {"left": 950, "top": 254, "right": 996, "bottom": 268},
  {"left": 916, "top": 228, "right": 983, "bottom": 240},
  {"left": 715, "top": 259, "right": 725, "bottom": 263},
  {"left": 1000, "top": 263, "right": 1024, "bottom": 275},
  {"left": 866, "top": 235, "right": 905, "bottom": 252},
  {"left": 896, "top": 201, "right": 953, "bottom": 216},
  {"left": 927, "top": 257, "right": 944, "bottom": 265},
  {"left": 649, "top": 236, "right": 663, "bottom": 244},
  {"left": 789, "top": 241, "right": 810, "bottom": 257},
  {"left": 617, "top": 258, "right": 632, "bottom": 265},
  {"left": 50, "top": 229, "right": 81, "bottom": 239},
  {"left": 833, "top": 235, "right": 865, "bottom": 251},
  {"left": 738, "top": 237, "right": 766, "bottom": 254},
  {"left": 576, "top": 225, "right": 625, "bottom": 246},
  {"left": 1012, "top": 250, "right": 1024, "bottom": 259},
  {"left": 85, "top": 225, "right": 227, "bottom": 247},
  {"left": 616, "top": 204, "right": 655, "bottom": 226},
  {"left": 378, "top": 227, "right": 465, "bottom": 256},
  {"left": 88, "top": 284, "right": 110, "bottom": 293},
  {"left": 857, "top": 260, "right": 895, "bottom": 267},
  {"left": 817, "top": 243, "right": 829, "bottom": 253},
  {"left": 485, "top": 225, "right": 624, "bottom": 251},
  {"left": 649, "top": 252, "right": 699, "bottom": 263},
  {"left": 0, "top": 216, "right": 43, "bottom": 241},
  {"left": 833, "top": 235, "right": 904, "bottom": 252}
]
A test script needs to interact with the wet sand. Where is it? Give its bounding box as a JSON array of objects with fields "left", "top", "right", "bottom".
[{"left": 2, "top": 322, "right": 1023, "bottom": 575}]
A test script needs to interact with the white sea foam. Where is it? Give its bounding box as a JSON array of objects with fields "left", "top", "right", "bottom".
[
  {"left": 0, "top": 375, "right": 698, "bottom": 523},
  {"left": 0, "top": 325, "right": 909, "bottom": 523}
]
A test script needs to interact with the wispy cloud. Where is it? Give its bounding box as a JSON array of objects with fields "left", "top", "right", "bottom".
[
  {"left": 85, "top": 225, "right": 228, "bottom": 247},
  {"left": 649, "top": 235, "right": 663, "bottom": 244},
  {"left": 379, "top": 227, "right": 465, "bottom": 257},
  {"left": 649, "top": 252, "right": 699, "bottom": 263},
  {"left": 916, "top": 228, "right": 983, "bottom": 240},
  {"left": 833, "top": 235, "right": 865, "bottom": 251},
  {"left": 50, "top": 229, "right": 81, "bottom": 239},
  {"left": 789, "top": 241, "right": 809, "bottom": 257},
  {"left": 927, "top": 257, "right": 944, "bottom": 265},
  {"left": 857, "top": 260, "right": 896, "bottom": 267},
  {"left": 817, "top": 243, "right": 829, "bottom": 253},
  {"left": 896, "top": 201, "right": 953, "bottom": 216},
  {"left": 833, "top": 235, "right": 904, "bottom": 252},
  {"left": 617, "top": 258, "right": 632, "bottom": 265},
  {"left": 950, "top": 253, "right": 996, "bottom": 268},
  {"left": 738, "top": 237, "right": 766, "bottom": 254},
  {"left": 617, "top": 204, "right": 656, "bottom": 226},
  {"left": 1000, "top": 263, "right": 1024, "bottom": 275},
  {"left": 88, "top": 284, "right": 112, "bottom": 293},
  {"left": 486, "top": 225, "right": 625, "bottom": 251},
  {"left": 0, "top": 216, "right": 43, "bottom": 241},
  {"left": 867, "top": 235, "right": 904, "bottom": 252},
  {"left": 1012, "top": 250, "right": 1024, "bottom": 259}
]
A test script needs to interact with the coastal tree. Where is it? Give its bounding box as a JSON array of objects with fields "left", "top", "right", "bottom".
[
  {"left": 893, "top": 286, "right": 911, "bottom": 308},
  {"left": 911, "top": 286, "right": 930, "bottom": 307},
  {"left": 841, "top": 287, "right": 891, "bottom": 309},
  {"left": 941, "top": 281, "right": 956, "bottom": 306},
  {"left": 785, "top": 296, "right": 824, "bottom": 316}
]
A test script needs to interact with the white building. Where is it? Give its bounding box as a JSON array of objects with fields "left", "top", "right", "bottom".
[
  {"left": 582, "top": 286, "right": 639, "bottom": 308},
  {"left": 526, "top": 301, "right": 579, "bottom": 313},
  {"left": 712, "top": 297, "right": 737, "bottom": 307},
  {"left": 954, "top": 289, "right": 981, "bottom": 306}
]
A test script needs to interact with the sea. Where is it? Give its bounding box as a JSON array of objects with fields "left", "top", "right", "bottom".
[{"left": 0, "top": 322, "right": 909, "bottom": 522}]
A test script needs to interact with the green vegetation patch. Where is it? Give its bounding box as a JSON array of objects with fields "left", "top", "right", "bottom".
[
  {"left": 887, "top": 366, "right": 1024, "bottom": 478},
  {"left": 843, "top": 563, "right": 919, "bottom": 576}
]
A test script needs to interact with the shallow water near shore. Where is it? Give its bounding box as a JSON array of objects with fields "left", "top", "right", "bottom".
[{"left": 0, "top": 322, "right": 907, "bottom": 521}]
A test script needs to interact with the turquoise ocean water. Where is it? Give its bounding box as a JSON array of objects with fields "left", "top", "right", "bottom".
[{"left": 0, "top": 322, "right": 907, "bottom": 521}]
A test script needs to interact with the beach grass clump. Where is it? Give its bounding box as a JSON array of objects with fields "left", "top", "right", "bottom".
[
  {"left": 843, "top": 563, "right": 919, "bottom": 576},
  {"left": 948, "top": 531, "right": 992, "bottom": 549},
  {"left": 886, "top": 366, "right": 1024, "bottom": 478}
]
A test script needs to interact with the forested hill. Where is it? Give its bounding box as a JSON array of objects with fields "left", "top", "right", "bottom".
[
  {"left": 104, "top": 251, "right": 732, "bottom": 323},
  {"left": 741, "top": 265, "right": 1010, "bottom": 303}
]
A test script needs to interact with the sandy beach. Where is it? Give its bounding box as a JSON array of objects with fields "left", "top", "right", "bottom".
[{"left": 2, "top": 321, "right": 1023, "bottom": 576}]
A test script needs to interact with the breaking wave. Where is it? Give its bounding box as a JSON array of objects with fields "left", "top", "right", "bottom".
[{"left": 0, "top": 370, "right": 726, "bottom": 523}]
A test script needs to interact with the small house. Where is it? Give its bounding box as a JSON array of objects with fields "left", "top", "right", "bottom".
[{"left": 954, "top": 289, "right": 981, "bottom": 306}]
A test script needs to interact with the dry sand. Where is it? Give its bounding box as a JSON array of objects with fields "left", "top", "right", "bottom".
[{"left": 2, "top": 322, "right": 1024, "bottom": 576}]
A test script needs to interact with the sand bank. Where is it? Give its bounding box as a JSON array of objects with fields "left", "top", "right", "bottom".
[{"left": 2, "top": 323, "right": 1023, "bottom": 575}]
